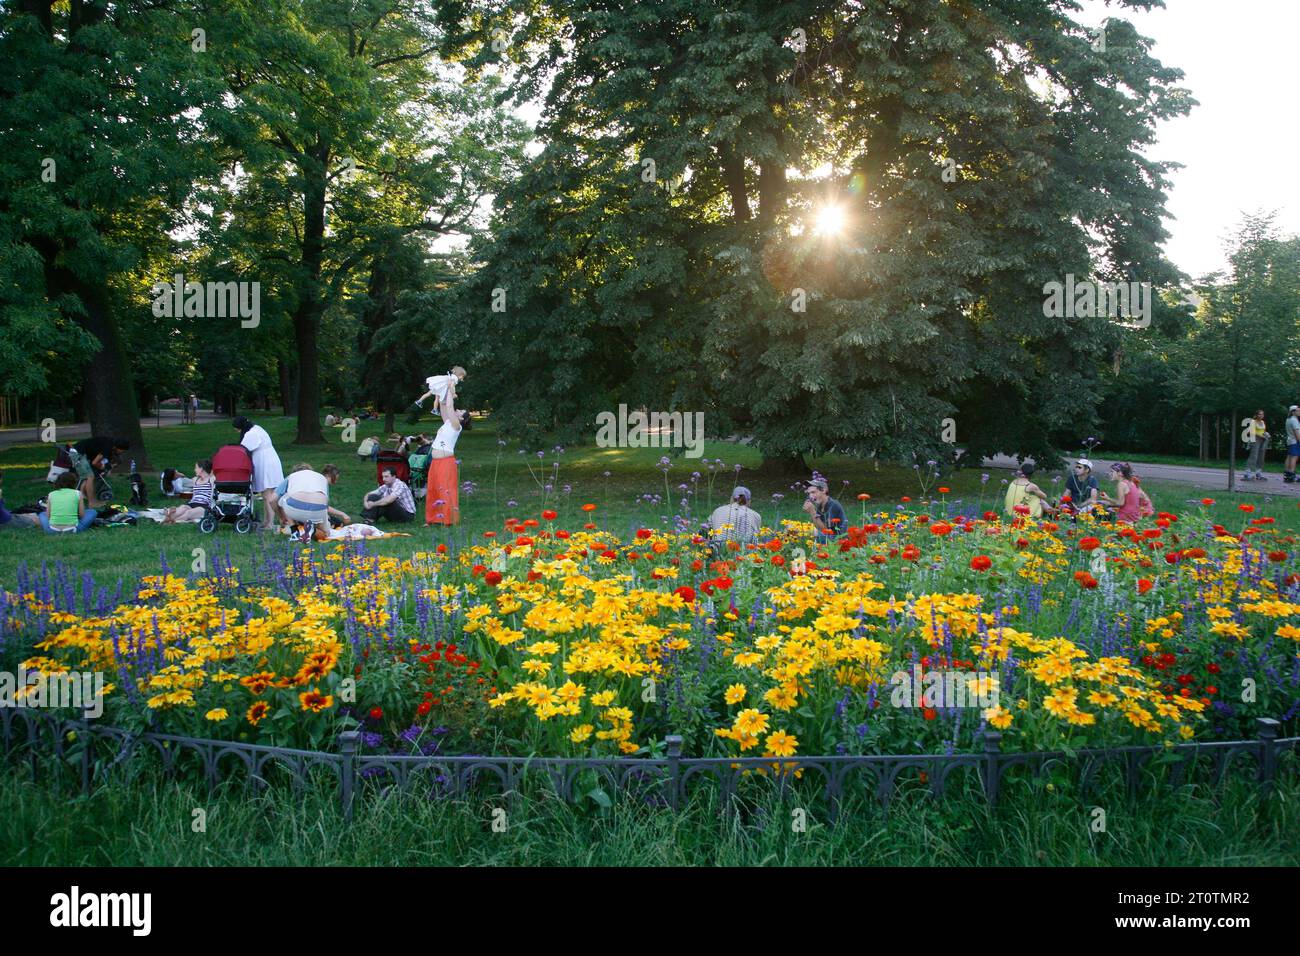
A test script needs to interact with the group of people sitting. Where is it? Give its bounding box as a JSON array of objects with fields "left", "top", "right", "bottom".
[
  {"left": 268, "top": 463, "right": 418, "bottom": 541},
  {"left": 705, "top": 477, "right": 848, "bottom": 548},
  {"left": 1004, "top": 458, "right": 1153, "bottom": 522}
]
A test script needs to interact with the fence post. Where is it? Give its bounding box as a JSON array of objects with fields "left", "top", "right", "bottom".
[
  {"left": 1256, "top": 717, "right": 1280, "bottom": 790},
  {"left": 339, "top": 731, "right": 360, "bottom": 823},
  {"left": 79, "top": 703, "right": 95, "bottom": 795},
  {"left": 982, "top": 730, "right": 1002, "bottom": 806},
  {"left": 666, "top": 735, "right": 683, "bottom": 810}
]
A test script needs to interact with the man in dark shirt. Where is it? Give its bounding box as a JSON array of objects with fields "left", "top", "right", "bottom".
[
  {"left": 73, "top": 437, "right": 129, "bottom": 475},
  {"left": 802, "top": 477, "right": 846, "bottom": 542},
  {"left": 1061, "top": 458, "right": 1101, "bottom": 515}
]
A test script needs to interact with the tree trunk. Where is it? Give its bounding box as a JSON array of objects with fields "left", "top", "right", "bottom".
[
  {"left": 292, "top": 155, "right": 328, "bottom": 445},
  {"left": 718, "top": 144, "right": 750, "bottom": 224},
  {"left": 756, "top": 452, "right": 809, "bottom": 477},
  {"left": 45, "top": 260, "right": 151, "bottom": 469},
  {"left": 278, "top": 358, "right": 293, "bottom": 413},
  {"left": 1228, "top": 407, "right": 1237, "bottom": 491}
]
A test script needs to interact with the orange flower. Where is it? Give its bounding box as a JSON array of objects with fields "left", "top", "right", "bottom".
[
  {"left": 246, "top": 701, "right": 270, "bottom": 727},
  {"left": 298, "top": 689, "right": 334, "bottom": 713},
  {"left": 581, "top": 503, "right": 597, "bottom": 512}
]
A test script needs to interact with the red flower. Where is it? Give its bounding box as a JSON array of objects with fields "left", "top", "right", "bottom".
[
  {"left": 636, "top": 528, "right": 653, "bottom": 539},
  {"left": 484, "top": 570, "right": 503, "bottom": 586},
  {"left": 1268, "top": 551, "right": 1288, "bottom": 563},
  {"left": 969, "top": 555, "right": 992, "bottom": 572},
  {"left": 369, "top": 707, "right": 383, "bottom": 721},
  {"left": 1075, "top": 572, "right": 1099, "bottom": 589},
  {"left": 1201, "top": 498, "right": 1215, "bottom": 506},
  {"left": 929, "top": 522, "right": 952, "bottom": 536},
  {"left": 771, "top": 554, "right": 785, "bottom": 566},
  {"left": 713, "top": 576, "right": 733, "bottom": 590},
  {"left": 417, "top": 701, "right": 432, "bottom": 716},
  {"left": 901, "top": 496, "right": 911, "bottom": 503},
  {"left": 470, "top": 564, "right": 486, "bottom": 577},
  {"left": 542, "top": 510, "right": 557, "bottom": 521},
  {"left": 1137, "top": 578, "right": 1153, "bottom": 595},
  {"left": 1079, "top": 537, "right": 1101, "bottom": 552},
  {"left": 673, "top": 585, "right": 696, "bottom": 604},
  {"left": 1238, "top": 504, "right": 1255, "bottom": 513},
  {"left": 938, "top": 486, "right": 950, "bottom": 494},
  {"left": 922, "top": 707, "right": 938, "bottom": 721},
  {"left": 691, "top": 559, "right": 703, "bottom": 572}
]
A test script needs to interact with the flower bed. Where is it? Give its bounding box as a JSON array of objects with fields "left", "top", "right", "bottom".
[{"left": 3, "top": 502, "right": 1298, "bottom": 762}]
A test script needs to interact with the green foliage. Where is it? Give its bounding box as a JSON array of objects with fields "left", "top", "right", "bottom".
[{"left": 431, "top": 0, "right": 1192, "bottom": 466}]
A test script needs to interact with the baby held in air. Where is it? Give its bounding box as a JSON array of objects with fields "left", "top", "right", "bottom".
[{"left": 413, "top": 366, "right": 466, "bottom": 411}]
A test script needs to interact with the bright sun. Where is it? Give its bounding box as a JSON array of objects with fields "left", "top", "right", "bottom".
[{"left": 812, "top": 203, "right": 846, "bottom": 237}]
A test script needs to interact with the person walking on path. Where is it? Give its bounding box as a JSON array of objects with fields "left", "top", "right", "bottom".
[
  {"left": 1243, "top": 409, "right": 1270, "bottom": 481},
  {"left": 1284, "top": 405, "right": 1300, "bottom": 483},
  {"left": 233, "top": 417, "right": 285, "bottom": 530}
]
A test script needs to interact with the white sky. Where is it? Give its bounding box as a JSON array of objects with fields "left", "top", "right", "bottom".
[{"left": 1076, "top": 0, "right": 1299, "bottom": 280}]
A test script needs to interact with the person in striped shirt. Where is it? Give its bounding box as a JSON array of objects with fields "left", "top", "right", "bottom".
[
  {"left": 360, "top": 467, "right": 417, "bottom": 523},
  {"left": 162, "top": 460, "right": 215, "bottom": 524}
]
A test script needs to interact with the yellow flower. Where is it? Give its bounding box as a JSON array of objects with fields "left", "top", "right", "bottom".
[
  {"left": 591, "top": 690, "right": 617, "bottom": 707},
  {"left": 569, "top": 724, "right": 593, "bottom": 743},
  {"left": 204, "top": 708, "right": 229, "bottom": 721},
  {"left": 764, "top": 730, "right": 798, "bottom": 757},
  {"left": 984, "top": 705, "right": 1012, "bottom": 729},
  {"left": 724, "top": 683, "right": 747, "bottom": 705},
  {"left": 733, "top": 708, "right": 769, "bottom": 738}
]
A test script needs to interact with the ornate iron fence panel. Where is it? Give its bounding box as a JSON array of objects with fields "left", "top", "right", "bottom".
[{"left": 2, "top": 707, "right": 1295, "bottom": 825}]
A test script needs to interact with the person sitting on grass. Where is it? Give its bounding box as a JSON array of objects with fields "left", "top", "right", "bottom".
[
  {"left": 1003, "top": 463, "right": 1050, "bottom": 519},
  {"left": 707, "top": 486, "right": 762, "bottom": 548},
  {"left": 41, "top": 472, "right": 98, "bottom": 534},
  {"left": 162, "top": 460, "right": 215, "bottom": 524},
  {"left": 0, "top": 472, "right": 40, "bottom": 529},
  {"left": 361, "top": 467, "right": 417, "bottom": 523},
  {"left": 279, "top": 464, "right": 350, "bottom": 541},
  {"left": 802, "top": 477, "right": 846, "bottom": 542}
]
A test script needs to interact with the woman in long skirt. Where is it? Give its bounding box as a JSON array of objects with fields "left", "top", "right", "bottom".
[{"left": 425, "top": 392, "right": 464, "bottom": 526}]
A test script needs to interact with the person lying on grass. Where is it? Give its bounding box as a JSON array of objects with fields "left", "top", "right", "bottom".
[
  {"left": 0, "top": 471, "right": 40, "bottom": 529},
  {"left": 161, "top": 460, "right": 214, "bottom": 524}
]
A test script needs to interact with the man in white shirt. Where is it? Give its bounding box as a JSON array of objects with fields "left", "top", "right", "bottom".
[
  {"left": 1284, "top": 405, "right": 1300, "bottom": 483},
  {"left": 361, "top": 468, "right": 417, "bottom": 523},
  {"left": 707, "top": 487, "right": 762, "bottom": 547}
]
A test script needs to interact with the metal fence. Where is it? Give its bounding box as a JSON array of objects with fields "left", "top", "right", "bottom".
[{"left": 2, "top": 706, "right": 1295, "bottom": 824}]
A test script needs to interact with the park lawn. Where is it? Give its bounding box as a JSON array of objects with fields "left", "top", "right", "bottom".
[
  {"left": 3, "top": 757, "right": 1298, "bottom": 866},
  {"left": 1, "top": 413, "right": 1296, "bottom": 586}
]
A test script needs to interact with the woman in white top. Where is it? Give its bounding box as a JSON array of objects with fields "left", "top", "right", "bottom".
[
  {"left": 234, "top": 417, "right": 285, "bottom": 529},
  {"left": 424, "top": 387, "right": 467, "bottom": 526},
  {"left": 280, "top": 464, "right": 342, "bottom": 541}
]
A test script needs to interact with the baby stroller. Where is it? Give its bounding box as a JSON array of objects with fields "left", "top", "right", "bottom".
[
  {"left": 200, "top": 444, "right": 256, "bottom": 534},
  {"left": 375, "top": 450, "right": 411, "bottom": 484}
]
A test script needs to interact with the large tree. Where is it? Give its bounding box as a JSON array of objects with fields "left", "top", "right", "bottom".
[
  {"left": 0, "top": 0, "right": 225, "bottom": 465},
  {"left": 433, "top": 0, "right": 1192, "bottom": 469}
]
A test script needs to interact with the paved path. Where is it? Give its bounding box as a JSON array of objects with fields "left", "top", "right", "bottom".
[
  {"left": 0, "top": 410, "right": 226, "bottom": 450},
  {"left": 982, "top": 453, "right": 1300, "bottom": 498}
]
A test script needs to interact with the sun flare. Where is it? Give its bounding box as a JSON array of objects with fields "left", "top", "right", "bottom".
[{"left": 812, "top": 203, "right": 846, "bottom": 237}]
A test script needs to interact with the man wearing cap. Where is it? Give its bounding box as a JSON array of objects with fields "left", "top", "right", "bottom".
[
  {"left": 708, "top": 487, "right": 762, "bottom": 546},
  {"left": 1060, "top": 458, "right": 1101, "bottom": 515},
  {"left": 1284, "top": 405, "right": 1300, "bottom": 483},
  {"left": 802, "top": 478, "right": 847, "bottom": 542}
]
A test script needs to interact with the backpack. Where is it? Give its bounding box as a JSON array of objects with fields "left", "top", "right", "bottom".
[{"left": 129, "top": 472, "right": 148, "bottom": 507}]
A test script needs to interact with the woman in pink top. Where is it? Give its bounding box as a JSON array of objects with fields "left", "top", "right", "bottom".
[{"left": 1101, "top": 462, "right": 1147, "bottom": 523}]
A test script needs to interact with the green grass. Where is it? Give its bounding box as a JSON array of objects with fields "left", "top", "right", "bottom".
[
  {"left": 3, "top": 755, "right": 1297, "bottom": 865},
  {"left": 2, "top": 413, "right": 1295, "bottom": 586}
]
